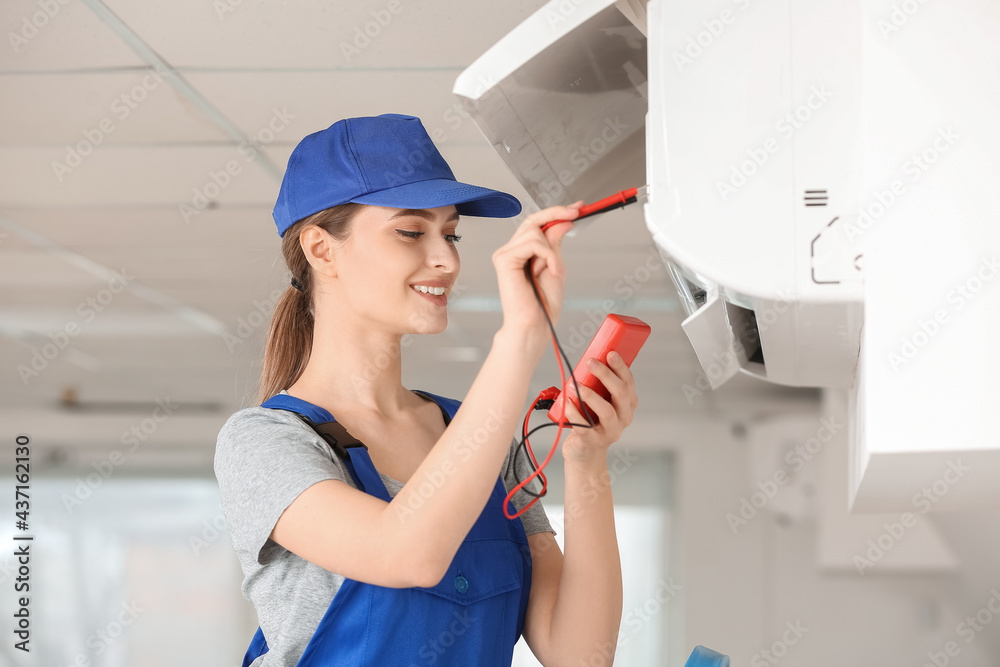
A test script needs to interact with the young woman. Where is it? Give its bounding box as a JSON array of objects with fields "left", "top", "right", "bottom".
[{"left": 215, "top": 113, "right": 638, "bottom": 666}]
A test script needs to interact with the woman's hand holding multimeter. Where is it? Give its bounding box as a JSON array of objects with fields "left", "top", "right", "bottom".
[
  {"left": 548, "top": 314, "right": 650, "bottom": 425},
  {"left": 549, "top": 314, "right": 650, "bottom": 468}
]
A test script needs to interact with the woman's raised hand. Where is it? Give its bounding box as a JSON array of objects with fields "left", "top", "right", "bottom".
[{"left": 491, "top": 201, "right": 585, "bottom": 341}]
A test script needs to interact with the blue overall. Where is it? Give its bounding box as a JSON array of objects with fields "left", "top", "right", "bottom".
[{"left": 241, "top": 390, "right": 533, "bottom": 667}]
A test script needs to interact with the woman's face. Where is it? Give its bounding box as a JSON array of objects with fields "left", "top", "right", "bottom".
[{"left": 328, "top": 204, "right": 460, "bottom": 335}]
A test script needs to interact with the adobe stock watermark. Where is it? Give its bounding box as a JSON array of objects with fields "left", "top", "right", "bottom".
[
  {"left": 542, "top": 0, "right": 595, "bottom": 28},
  {"left": 877, "top": 0, "right": 932, "bottom": 40},
  {"left": 212, "top": 0, "right": 247, "bottom": 20},
  {"left": 223, "top": 288, "right": 284, "bottom": 353},
  {"left": 681, "top": 289, "right": 794, "bottom": 405},
  {"left": 189, "top": 512, "right": 228, "bottom": 556},
  {"left": 335, "top": 71, "right": 498, "bottom": 218},
  {"left": 393, "top": 406, "right": 511, "bottom": 524},
  {"left": 750, "top": 619, "right": 809, "bottom": 666},
  {"left": 536, "top": 116, "right": 632, "bottom": 208},
  {"left": 841, "top": 126, "right": 958, "bottom": 243},
  {"left": 671, "top": 0, "right": 757, "bottom": 73},
  {"left": 523, "top": 447, "right": 640, "bottom": 562},
  {"left": 725, "top": 416, "right": 841, "bottom": 535},
  {"left": 430, "top": 73, "right": 500, "bottom": 146},
  {"left": 179, "top": 107, "right": 296, "bottom": 223},
  {"left": 681, "top": 336, "right": 754, "bottom": 406},
  {"left": 408, "top": 608, "right": 474, "bottom": 666},
  {"left": 8, "top": 0, "right": 71, "bottom": 54},
  {"left": 617, "top": 577, "right": 681, "bottom": 647},
  {"left": 61, "top": 398, "right": 180, "bottom": 513},
  {"left": 0, "top": 553, "right": 21, "bottom": 587},
  {"left": 507, "top": 448, "right": 640, "bottom": 559},
  {"left": 886, "top": 255, "right": 998, "bottom": 372},
  {"left": 564, "top": 449, "right": 639, "bottom": 521},
  {"left": 348, "top": 330, "right": 420, "bottom": 394},
  {"left": 716, "top": 84, "right": 833, "bottom": 202},
  {"left": 338, "top": 279, "right": 472, "bottom": 397},
  {"left": 376, "top": 80, "right": 502, "bottom": 195},
  {"left": 59, "top": 599, "right": 145, "bottom": 665},
  {"left": 338, "top": 0, "right": 407, "bottom": 63},
  {"left": 579, "top": 577, "right": 682, "bottom": 666},
  {"left": 562, "top": 246, "right": 665, "bottom": 357},
  {"left": 920, "top": 588, "right": 1000, "bottom": 667},
  {"left": 854, "top": 459, "right": 970, "bottom": 575},
  {"left": 51, "top": 64, "right": 172, "bottom": 183},
  {"left": 17, "top": 267, "right": 136, "bottom": 386}
]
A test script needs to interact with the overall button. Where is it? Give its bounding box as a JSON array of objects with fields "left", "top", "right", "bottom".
[{"left": 454, "top": 575, "right": 469, "bottom": 593}]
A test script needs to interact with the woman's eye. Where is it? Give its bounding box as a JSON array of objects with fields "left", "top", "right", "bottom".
[{"left": 395, "top": 230, "right": 461, "bottom": 243}]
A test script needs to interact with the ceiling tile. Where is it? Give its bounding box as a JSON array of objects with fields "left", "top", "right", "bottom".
[
  {"left": 100, "top": 0, "right": 550, "bottom": 69},
  {"left": 0, "top": 0, "right": 145, "bottom": 71},
  {"left": 0, "top": 71, "right": 231, "bottom": 144},
  {"left": 9, "top": 206, "right": 277, "bottom": 249},
  {"left": 0, "top": 146, "right": 279, "bottom": 206},
  {"left": 186, "top": 71, "right": 496, "bottom": 146}
]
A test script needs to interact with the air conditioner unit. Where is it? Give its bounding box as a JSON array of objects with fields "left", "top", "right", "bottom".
[{"left": 454, "top": 0, "right": 1000, "bottom": 511}]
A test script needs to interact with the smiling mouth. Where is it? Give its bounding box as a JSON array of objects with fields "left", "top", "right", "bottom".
[
  {"left": 410, "top": 285, "right": 448, "bottom": 304},
  {"left": 410, "top": 285, "right": 447, "bottom": 296}
]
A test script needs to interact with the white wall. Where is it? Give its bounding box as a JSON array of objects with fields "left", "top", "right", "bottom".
[{"left": 669, "top": 389, "right": 1000, "bottom": 667}]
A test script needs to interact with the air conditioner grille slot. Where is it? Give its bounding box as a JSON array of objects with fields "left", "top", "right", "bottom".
[{"left": 724, "top": 302, "right": 765, "bottom": 369}]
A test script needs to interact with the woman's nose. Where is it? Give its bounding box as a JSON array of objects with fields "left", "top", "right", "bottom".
[{"left": 428, "top": 238, "right": 459, "bottom": 270}]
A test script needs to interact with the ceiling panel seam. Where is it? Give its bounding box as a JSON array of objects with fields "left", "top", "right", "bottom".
[
  {"left": 0, "top": 213, "right": 226, "bottom": 336},
  {"left": 78, "top": 0, "right": 282, "bottom": 181}
]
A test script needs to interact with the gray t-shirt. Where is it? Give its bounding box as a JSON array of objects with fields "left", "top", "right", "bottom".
[{"left": 214, "top": 390, "right": 555, "bottom": 667}]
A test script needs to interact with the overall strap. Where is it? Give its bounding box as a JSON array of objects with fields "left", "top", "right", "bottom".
[
  {"left": 260, "top": 390, "right": 462, "bottom": 496},
  {"left": 302, "top": 416, "right": 371, "bottom": 492},
  {"left": 261, "top": 393, "right": 334, "bottom": 424},
  {"left": 260, "top": 394, "right": 369, "bottom": 490},
  {"left": 411, "top": 389, "right": 461, "bottom": 423}
]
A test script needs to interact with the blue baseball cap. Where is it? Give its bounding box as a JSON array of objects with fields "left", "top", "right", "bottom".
[{"left": 272, "top": 113, "right": 522, "bottom": 237}]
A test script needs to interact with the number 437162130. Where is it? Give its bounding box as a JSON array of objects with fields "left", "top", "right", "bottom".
[{"left": 15, "top": 435, "right": 30, "bottom": 530}]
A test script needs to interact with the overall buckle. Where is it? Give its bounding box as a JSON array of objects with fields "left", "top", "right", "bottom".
[{"left": 300, "top": 416, "right": 369, "bottom": 462}]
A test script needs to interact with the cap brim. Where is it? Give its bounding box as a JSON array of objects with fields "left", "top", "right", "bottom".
[{"left": 349, "top": 178, "right": 521, "bottom": 218}]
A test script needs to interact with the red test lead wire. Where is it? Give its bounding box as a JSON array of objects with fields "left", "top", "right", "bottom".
[
  {"left": 502, "top": 265, "right": 570, "bottom": 520},
  {"left": 514, "top": 385, "right": 562, "bottom": 500}
]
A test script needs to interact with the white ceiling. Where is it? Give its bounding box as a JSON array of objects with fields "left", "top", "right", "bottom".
[{"left": 0, "top": 0, "right": 816, "bottom": 450}]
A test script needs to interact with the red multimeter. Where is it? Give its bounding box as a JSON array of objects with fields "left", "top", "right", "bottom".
[{"left": 547, "top": 313, "right": 651, "bottom": 425}]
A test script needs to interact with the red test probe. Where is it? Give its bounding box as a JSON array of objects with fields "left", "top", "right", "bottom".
[{"left": 540, "top": 185, "right": 649, "bottom": 233}]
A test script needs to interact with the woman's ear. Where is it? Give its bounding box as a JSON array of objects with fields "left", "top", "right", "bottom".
[{"left": 299, "top": 226, "right": 339, "bottom": 279}]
